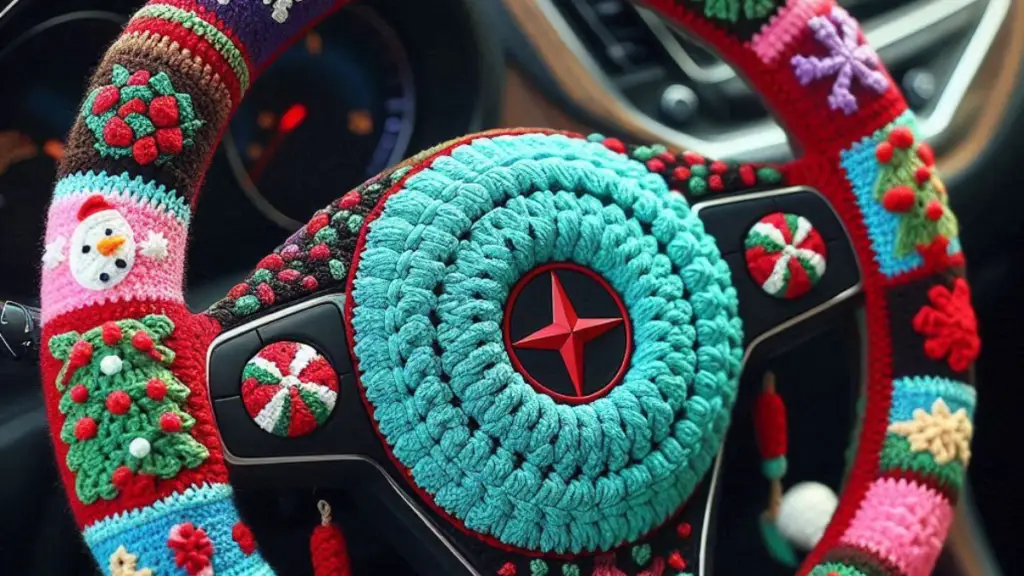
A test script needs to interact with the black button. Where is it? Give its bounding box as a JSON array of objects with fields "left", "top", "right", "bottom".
[
  {"left": 208, "top": 329, "right": 263, "bottom": 399},
  {"left": 258, "top": 303, "right": 353, "bottom": 375}
]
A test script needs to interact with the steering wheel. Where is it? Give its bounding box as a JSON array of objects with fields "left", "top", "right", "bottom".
[{"left": 38, "top": 0, "right": 981, "bottom": 575}]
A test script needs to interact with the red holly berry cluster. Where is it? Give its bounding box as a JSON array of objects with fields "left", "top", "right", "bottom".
[
  {"left": 876, "top": 127, "right": 943, "bottom": 220},
  {"left": 83, "top": 64, "right": 203, "bottom": 166}
]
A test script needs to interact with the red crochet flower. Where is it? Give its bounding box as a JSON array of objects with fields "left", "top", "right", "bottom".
[
  {"left": 167, "top": 522, "right": 214, "bottom": 576},
  {"left": 912, "top": 278, "right": 980, "bottom": 372}
]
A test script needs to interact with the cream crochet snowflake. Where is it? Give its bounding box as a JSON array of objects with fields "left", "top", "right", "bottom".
[{"left": 888, "top": 398, "right": 973, "bottom": 466}]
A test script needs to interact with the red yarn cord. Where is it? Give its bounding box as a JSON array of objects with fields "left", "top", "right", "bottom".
[
  {"left": 753, "top": 372, "right": 787, "bottom": 461},
  {"left": 311, "top": 501, "right": 352, "bottom": 576}
]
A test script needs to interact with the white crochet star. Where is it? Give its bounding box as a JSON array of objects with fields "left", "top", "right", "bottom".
[
  {"left": 216, "top": 0, "right": 302, "bottom": 23},
  {"left": 139, "top": 231, "right": 169, "bottom": 260},
  {"left": 42, "top": 236, "right": 67, "bottom": 270}
]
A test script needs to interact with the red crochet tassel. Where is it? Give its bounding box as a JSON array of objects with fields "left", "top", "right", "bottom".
[
  {"left": 753, "top": 372, "right": 787, "bottom": 461},
  {"left": 311, "top": 500, "right": 352, "bottom": 576}
]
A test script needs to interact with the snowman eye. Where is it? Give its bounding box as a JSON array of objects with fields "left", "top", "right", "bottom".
[
  {"left": 100, "top": 273, "right": 110, "bottom": 283},
  {"left": 82, "top": 246, "right": 91, "bottom": 254},
  {"left": 115, "top": 259, "right": 127, "bottom": 269},
  {"left": 105, "top": 228, "right": 113, "bottom": 236}
]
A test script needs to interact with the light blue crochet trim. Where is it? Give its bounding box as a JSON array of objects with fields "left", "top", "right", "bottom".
[
  {"left": 54, "top": 171, "right": 191, "bottom": 224},
  {"left": 890, "top": 375, "right": 976, "bottom": 423},
  {"left": 839, "top": 111, "right": 961, "bottom": 277},
  {"left": 351, "top": 132, "right": 743, "bottom": 554},
  {"left": 84, "top": 483, "right": 271, "bottom": 575}
]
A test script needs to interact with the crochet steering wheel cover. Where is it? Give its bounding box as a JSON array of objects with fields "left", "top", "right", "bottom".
[
  {"left": 35, "top": 1, "right": 980, "bottom": 574},
  {"left": 349, "top": 133, "right": 743, "bottom": 554}
]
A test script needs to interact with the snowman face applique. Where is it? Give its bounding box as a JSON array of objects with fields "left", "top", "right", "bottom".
[{"left": 69, "top": 196, "right": 137, "bottom": 291}]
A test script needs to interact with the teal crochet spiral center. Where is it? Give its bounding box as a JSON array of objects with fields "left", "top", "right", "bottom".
[{"left": 350, "top": 133, "right": 743, "bottom": 554}]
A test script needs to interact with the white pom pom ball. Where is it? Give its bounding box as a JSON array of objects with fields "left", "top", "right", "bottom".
[
  {"left": 100, "top": 355, "right": 123, "bottom": 376},
  {"left": 128, "top": 437, "right": 151, "bottom": 459},
  {"left": 776, "top": 481, "right": 838, "bottom": 551}
]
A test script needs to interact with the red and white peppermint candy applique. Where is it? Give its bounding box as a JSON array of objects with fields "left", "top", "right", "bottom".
[
  {"left": 745, "top": 212, "right": 828, "bottom": 299},
  {"left": 241, "top": 341, "right": 339, "bottom": 437}
]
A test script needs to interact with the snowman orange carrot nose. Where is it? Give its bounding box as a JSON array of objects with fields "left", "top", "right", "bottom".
[{"left": 97, "top": 235, "right": 126, "bottom": 256}]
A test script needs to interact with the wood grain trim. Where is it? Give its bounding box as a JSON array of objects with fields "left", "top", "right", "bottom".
[{"left": 501, "top": 0, "right": 1024, "bottom": 175}]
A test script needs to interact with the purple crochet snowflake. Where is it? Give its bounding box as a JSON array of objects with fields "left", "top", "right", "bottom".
[{"left": 790, "top": 6, "right": 889, "bottom": 115}]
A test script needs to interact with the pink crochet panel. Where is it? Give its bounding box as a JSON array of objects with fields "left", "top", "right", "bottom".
[
  {"left": 839, "top": 477, "right": 954, "bottom": 576},
  {"left": 41, "top": 191, "right": 187, "bottom": 323}
]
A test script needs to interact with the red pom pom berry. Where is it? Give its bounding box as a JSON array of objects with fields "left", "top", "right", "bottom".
[
  {"left": 646, "top": 159, "right": 665, "bottom": 173},
  {"left": 117, "top": 98, "right": 147, "bottom": 118},
  {"left": 257, "top": 254, "right": 285, "bottom": 271},
  {"left": 102, "top": 117, "right": 134, "bottom": 148},
  {"left": 156, "top": 127, "right": 184, "bottom": 155},
  {"left": 668, "top": 551, "right": 687, "bottom": 571},
  {"left": 915, "top": 166, "right": 932, "bottom": 186},
  {"left": 147, "top": 378, "right": 167, "bottom": 401},
  {"left": 70, "top": 385, "right": 89, "bottom": 403},
  {"left": 339, "top": 190, "right": 361, "bottom": 209},
  {"left": 131, "top": 330, "right": 154, "bottom": 352},
  {"left": 106, "top": 391, "right": 132, "bottom": 415},
  {"left": 888, "top": 126, "right": 915, "bottom": 149},
  {"left": 256, "top": 283, "right": 276, "bottom": 305},
  {"left": 917, "top": 142, "right": 935, "bottom": 166},
  {"left": 302, "top": 276, "right": 319, "bottom": 291},
  {"left": 672, "top": 166, "right": 691, "bottom": 181},
  {"left": 277, "top": 269, "right": 301, "bottom": 283},
  {"left": 160, "top": 412, "right": 183, "bottom": 433},
  {"left": 925, "top": 200, "right": 945, "bottom": 222},
  {"left": 132, "top": 136, "right": 159, "bottom": 165},
  {"left": 69, "top": 340, "right": 94, "bottom": 366},
  {"left": 601, "top": 137, "right": 626, "bottom": 154},
  {"left": 676, "top": 522, "right": 692, "bottom": 538},
  {"left": 149, "top": 95, "right": 181, "bottom": 128},
  {"left": 882, "top": 186, "right": 916, "bottom": 213},
  {"left": 683, "top": 151, "right": 705, "bottom": 165},
  {"left": 309, "top": 244, "right": 331, "bottom": 261},
  {"left": 228, "top": 283, "right": 249, "bottom": 299},
  {"left": 92, "top": 86, "right": 121, "bottom": 115},
  {"left": 111, "top": 466, "right": 133, "bottom": 488},
  {"left": 74, "top": 417, "right": 98, "bottom": 441},
  {"left": 101, "top": 322, "right": 122, "bottom": 345},
  {"left": 875, "top": 142, "right": 894, "bottom": 164},
  {"left": 307, "top": 213, "right": 329, "bottom": 235},
  {"left": 126, "top": 70, "right": 151, "bottom": 86}
]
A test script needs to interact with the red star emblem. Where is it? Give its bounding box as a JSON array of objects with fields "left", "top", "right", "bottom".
[{"left": 512, "top": 272, "right": 623, "bottom": 397}]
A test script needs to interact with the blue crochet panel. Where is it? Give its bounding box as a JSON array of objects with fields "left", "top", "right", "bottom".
[
  {"left": 889, "top": 375, "right": 976, "bottom": 424},
  {"left": 83, "top": 483, "right": 269, "bottom": 576},
  {"left": 839, "top": 111, "right": 962, "bottom": 278}
]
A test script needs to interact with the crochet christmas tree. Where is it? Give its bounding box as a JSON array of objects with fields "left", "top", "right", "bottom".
[
  {"left": 874, "top": 126, "right": 958, "bottom": 258},
  {"left": 49, "top": 315, "right": 209, "bottom": 504}
]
